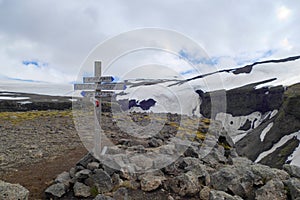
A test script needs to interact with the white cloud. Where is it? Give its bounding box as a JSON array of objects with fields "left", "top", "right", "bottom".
[
  {"left": 0, "top": 0, "right": 299, "bottom": 88},
  {"left": 277, "top": 6, "right": 291, "bottom": 21}
]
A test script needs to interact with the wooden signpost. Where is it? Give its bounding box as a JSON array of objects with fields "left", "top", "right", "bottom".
[{"left": 74, "top": 61, "right": 126, "bottom": 156}]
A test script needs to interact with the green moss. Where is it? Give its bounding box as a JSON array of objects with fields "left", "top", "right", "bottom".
[
  {"left": 90, "top": 186, "right": 99, "bottom": 197},
  {"left": 0, "top": 110, "right": 72, "bottom": 125}
]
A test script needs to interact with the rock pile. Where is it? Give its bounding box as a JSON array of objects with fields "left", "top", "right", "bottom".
[{"left": 45, "top": 139, "right": 300, "bottom": 200}]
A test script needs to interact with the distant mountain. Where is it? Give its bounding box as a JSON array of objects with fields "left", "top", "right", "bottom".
[{"left": 116, "top": 55, "right": 300, "bottom": 168}]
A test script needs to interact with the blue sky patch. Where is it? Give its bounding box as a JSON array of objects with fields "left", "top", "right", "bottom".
[{"left": 179, "top": 49, "right": 219, "bottom": 66}]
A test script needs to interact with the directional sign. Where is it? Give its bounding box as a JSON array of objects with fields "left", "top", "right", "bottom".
[
  {"left": 83, "top": 76, "right": 114, "bottom": 83},
  {"left": 97, "top": 83, "right": 126, "bottom": 90},
  {"left": 75, "top": 83, "right": 126, "bottom": 91},
  {"left": 81, "top": 91, "right": 114, "bottom": 98},
  {"left": 74, "top": 84, "right": 96, "bottom": 90}
]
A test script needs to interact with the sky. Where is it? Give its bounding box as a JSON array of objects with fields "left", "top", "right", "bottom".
[{"left": 0, "top": 0, "right": 299, "bottom": 88}]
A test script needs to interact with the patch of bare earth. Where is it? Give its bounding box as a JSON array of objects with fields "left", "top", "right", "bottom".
[{"left": 0, "top": 110, "right": 87, "bottom": 199}]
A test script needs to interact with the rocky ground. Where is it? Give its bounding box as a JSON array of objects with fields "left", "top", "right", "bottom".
[
  {"left": 44, "top": 112, "right": 300, "bottom": 200},
  {"left": 0, "top": 109, "right": 87, "bottom": 199}
]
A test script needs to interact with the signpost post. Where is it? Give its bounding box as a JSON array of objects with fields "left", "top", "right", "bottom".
[{"left": 74, "top": 61, "right": 126, "bottom": 156}]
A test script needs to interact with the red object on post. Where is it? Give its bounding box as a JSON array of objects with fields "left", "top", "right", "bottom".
[{"left": 95, "top": 99, "right": 100, "bottom": 107}]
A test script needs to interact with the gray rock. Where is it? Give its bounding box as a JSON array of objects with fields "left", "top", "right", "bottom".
[
  {"left": 211, "top": 166, "right": 255, "bottom": 199},
  {"left": 69, "top": 167, "right": 76, "bottom": 178},
  {"left": 113, "top": 187, "right": 128, "bottom": 200},
  {"left": 199, "top": 186, "right": 210, "bottom": 200},
  {"left": 0, "top": 180, "right": 29, "bottom": 200},
  {"left": 283, "top": 164, "right": 300, "bottom": 178},
  {"left": 45, "top": 183, "right": 66, "bottom": 198},
  {"left": 93, "top": 194, "right": 115, "bottom": 200},
  {"left": 103, "top": 164, "right": 119, "bottom": 176},
  {"left": 250, "top": 164, "right": 290, "bottom": 184},
  {"left": 255, "top": 179, "right": 286, "bottom": 200},
  {"left": 179, "top": 157, "right": 202, "bottom": 169},
  {"left": 86, "top": 169, "right": 113, "bottom": 193},
  {"left": 129, "top": 154, "right": 153, "bottom": 171},
  {"left": 73, "top": 182, "right": 91, "bottom": 198},
  {"left": 112, "top": 173, "right": 123, "bottom": 188},
  {"left": 229, "top": 157, "right": 253, "bottom": 166},
  {"left": 77, "top": 153, "right": 98, "bottom": 168},
  {"left": 87, "top": 162, "right": 100, "bottom": 171},
  {"left": 75, "top": 169, "right": 92, "bottom": 180},
  {"left": 167, "top": 171, "right": 200, "bottom": 196},
  {"left": 202, "top": 148, "right": 227, "bottom": 168},
  {"left": 284, "top": 178, "right": 300, "bottom": 200},
  {"left": 148, "top": 138, "right": 163, "bottom": 147},
  {"left": 55, "top": 171, "right": 71, "bottom": 187},
  {"left": 209, "top": 190, "right": 243, "bottom": 200},
  {"left": 140, "top": 174, "right": 166, "bottom": 192}
]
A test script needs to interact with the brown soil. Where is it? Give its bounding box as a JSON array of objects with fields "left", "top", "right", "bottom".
[{"left": 0, "top": 110, "right": 87, "bottom": 199}]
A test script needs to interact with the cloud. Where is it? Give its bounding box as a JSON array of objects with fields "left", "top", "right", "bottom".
[
  {"left": 277, "top": 6, "right": 291, "bottom": 21},
  {"left": 0, "top": 0, "right": 299, "bottom": 87}
]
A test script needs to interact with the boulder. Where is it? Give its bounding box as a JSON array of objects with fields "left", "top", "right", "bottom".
[
  {"left": 55, "top": 171, "right": 72, "bottom": 187},
  {"left": 211, "top": 166, "right": 255, "bottom": 199},
  {"left": 45, "top": 183, "right": 66, "bottom": 198},
  {"left": 0, "top": 180, "right": 29, "bottom": 200},
  {"left": 140, "top": 174, "right": 166, "bottom": 192},
  {"left": 284, "top": 178, "right": 300, "bottom": 200},
  {"left": 85, "top": 169, "right": 113, "bottom": 193},
  {"left": 255, "top": 179, "right": 286, "bottom": 200},
  {"left": 283, "top": 164, "right": 300, "bottom": 178},
  {"left": 167, "top": 171, "right": 200, "bottom": 196},
  {"left": 73, "top": 182, "right": 91, "bottom": 198}
]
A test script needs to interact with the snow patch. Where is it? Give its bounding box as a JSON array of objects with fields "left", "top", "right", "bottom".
[
  {"left": 17, "top": 101, "right": 32, "bottom": 105},
  {"left": 260, "top": 122, "right": 274, "bottom": 142},
  {"left": 270, "top": 110, "right": 278, "bottom": 119},
  {"left": 215, "top": 112, "right": 264, "bottom": 143},
  {"left": 255, "top": 131, "right": 300, "bottom": 163},
  {"left": 286, "top": 131, "right": 300, "bottom": 166},
  {"left": 0, "top": 96, "right": 30, "bottom": 100}
]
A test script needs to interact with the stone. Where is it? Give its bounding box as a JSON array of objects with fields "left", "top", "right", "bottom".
[
  {"left": 283, "top": 164, "right": 300, "bottom": 178},
  {"left": 284, "top": 178, "right": 300, "bottom": 200},
  {"left": 179, "top": 157, "right": 202, "bottom": 169},
  {"left": 77, "top": 152, "right": 98, "bottom": 168},
  {"left": 129, "top": 154, "right": 153, "bottom": 171},
  {"left": 183, "top": 146, "right": 199, "bottom": 158},
  {"left": 86, "top": 169, "right": 113, "bottom": 193},
  {"left": 199, "top": 186, "right": 210, "bottom": 200},
  {"left": 229, "top": 157, "right": 253, "bottom": 166},
  {"left": 113, "top": 187, "right": 128, "bottom": 200},
  {"left": 87, "top": 162, "right": 100, "bottom": 171},
  {"left": 167, "top": 171, "right": 200, "bottom": 196},
  {"left": 211, "top": 166, "right": 255, "bottom": 199},
  {"left": 73, "top": 182, "right": 91, "bottom": 198},
  {"left": 75, "top": 169, "right": 92, "bottom": 180},
  {"left": 255, "top": 179, "right": 286, "bottom": 200},
  {"left": 69, "top": 167, "right": 76, "bottom": 178},
  {"left": 45, "top": 183, "right": 66, "bottom": 198},
  {"left": 93, "top": 194, "right": 115, "bottom": 200},
  {"left": 202, "top": 148, "right": 227, "bottom": 168},
  {"left": 0, "top": 180, "right": 29, "bottom": 200},
  {"left": 148, "top": 138, "right": 163, "bottom": 147},
  {"left": 209, "top": 190, "right": 243, "bottom": 200},
  {"left": 112, "top": 173, "right": 123, "bottom": 188},
  {"left": 250, "top": 164, "right": 290, "bottom": 183},
  {"left": 55, "top": 171, "right": 71, "bottom": 187},
  {"left": 140, "top": 174, "right": 166, "bottom": 192}
]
